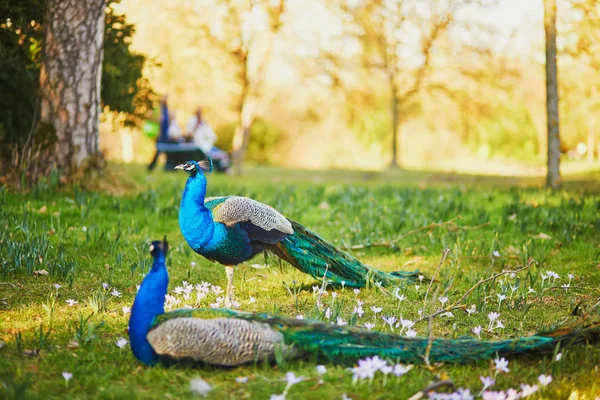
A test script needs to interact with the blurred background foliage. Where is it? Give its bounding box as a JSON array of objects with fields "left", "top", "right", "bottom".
[{"left": 2, "top": 0, "right": 600, "bottom": 173}]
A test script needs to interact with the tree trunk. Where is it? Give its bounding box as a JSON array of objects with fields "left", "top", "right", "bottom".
[
  {"left": 40, "top": 0, "right": 106, "bottom": 170},
  {"left": 544, "top": 0, "right": 561, "bottom": 189},
  {"left": 389, "top": 72, "right": 400, "bottom": 169},
  {"left": 232, "top": 99, "right": 254, "bottom": 175},
  {"left": 588, "top": 116, "right": 596, "bottom": 161}
]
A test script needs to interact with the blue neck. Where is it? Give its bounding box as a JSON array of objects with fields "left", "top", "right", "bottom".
[
  {"left": 179, "top": 174, "right": 215, "bottom": 249},
  {"left": 129, "top": 253, "right": 169, "bottom": 365}
]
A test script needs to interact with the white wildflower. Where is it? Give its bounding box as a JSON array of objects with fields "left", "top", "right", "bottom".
[{"left": 190, "top": 377, "right": 212, "bottom": 397}]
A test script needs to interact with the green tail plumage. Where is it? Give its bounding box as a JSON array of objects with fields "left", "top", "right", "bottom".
[
  {"left": 268, "top": 220, "right": 420, "bottom": 288},
  {"left": 152, "top": 308, "right": 600, "bottom": 366}
]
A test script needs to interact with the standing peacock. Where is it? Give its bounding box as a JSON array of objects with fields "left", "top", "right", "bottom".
[
  {"left": 129, "top": 238, "right": 600, "bottom": 367},
  {"left": 175, "top": 159, "right": 421, "bottom": 307}
]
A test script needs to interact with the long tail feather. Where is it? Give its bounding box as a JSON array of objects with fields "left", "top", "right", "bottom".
[
  {"left": 155, "top": 309, "right": 600, "bottom": 365},
  {"left": 268, "top": 220, "right": 421, "bottom": 287}
]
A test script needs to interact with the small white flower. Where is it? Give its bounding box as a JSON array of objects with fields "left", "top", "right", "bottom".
[
  {"left": 111, "top": 288, "right": 121, "bottom": 297},
  {"left": 102, "top": 283, "right": 110, "bottom": 290},
  {"left": 65, "top": 299, "right": 77, "bottom": 306},
  {"left": 472, "top": 326, "right": 482, "bottom": 338},
  {"left": 325, "top": 307, "right": 332, "bottom": 319},
  {"left": 235, "top": 377, "right": 248, "bottom": 383},
  {"left": 331, "top": 292, "right": 338, "bottom": 299},
  {"left": 555, "top": 352, "right": 562, "bottom": 362},
  {"left": 341, "top": 281, "right": 346, "bottom": 289},
  {"left": 211, "top": 286, "right": 223, "bottom": 295},
  {"left": 190, "top": 377, "right": 212, "bottom": 396},
  {"left": 418, "top": 275, "right": 424, "bottom": 283},
  {"left": 296, "top": 315, "right": 304, "bottom": 319},
  {"left": 382, "top": 316, "right": 397, "bottom": 329},
  {"left": 395, "top": 293, "right": 406, "bottom": 303},
  {"left": 190, "top": 262, "right": 197, "bottom": 267},
  {"left": 488, "top": 312, "right": 500, "bottom": 322},
  {"left": 336, "top": 317, "right": 347, "bottom": 326},
  {"left": 528, "top": 287, "right": 535, "bottom": 294},
  {"left": 400, "top": 319, "right": 414, "bottom": 329},
  {"left": 353, "top": 289, "right": 360, "bottom": 295},
  {"left": 62, "top": 372, "right": 73, "bottom": 381},
  {"left": 494, "top": 357, "right": 509, "bottom": 373},
  {"left": 442, "top": 312, "right": 454, "bottom": 318},
  {"left": 116, "top": 337, "right": 128, "bottom": 348},
  {"left": 495, "top": 320, "right": 505, "bottom": 329},
  {"left": 352, "top": 305, "right": 365, "bottom": 317},
  {"left": 406, "top": 329, "right": 417, "bottom": 337},
  {"left": 482, "top": 391, "right": 506, "bottom": 400},
  {"left": 480, "top": 376, "right": 495, "bottom": 391},
  {"left": 438, "top": 296, "right": 448, "bottom": 306},
  {"left": 270, "top": 395, "right": 286, "bottom": 400},
  {"left": 538, "top": 374, "right": 552, "bottom": 386},
  {"left": 54, "top": 283, "right": 61, "bottom": 290},
  {"left": 81, "top": 226, "right": 87, "bottom": 232},
  {"left": 249, "top": 296, "right": 256, "bottom": 304},
  {"left": 363, "top": 322, "right": 375, "bottom": 330},
  {"left": 466, "top": 305, "right": 477, "bottom": 315},
  {"left": 316, "top": 365, "right": 327, "bottom": 375},
  {"left": 492, "top": 250, "right": 501, "bottom": 257},
  {"left": 370, "top": 306, "right": 382, "bottom": 314},
  {"left": 568, "top": 273, "right": 574, "bottom": 280},
  {"left": 392, "top": 363, "right": 413, "bottom": 377},
  {"left": 231, "top": 300, "right": 241, "bottom": 309},
  {"left": 520, "top": 384, "right": 538, "bottom": 397},
  {"left": 283, "top": 372, "right": 304, "bottom": 386},
  {"left": 497, "top": 294, "right": 507, "bottom": 302},
  {"left": 122, "top": 306, "right": 131, "bottom": 316}
]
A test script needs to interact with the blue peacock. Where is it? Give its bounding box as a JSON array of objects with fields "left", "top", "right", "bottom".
[
  {"left": 129, "top": 238, "right": 600, "bottom": 367},
  {"left": 176, "top": 159, "right": 421, "bottom": 306}
]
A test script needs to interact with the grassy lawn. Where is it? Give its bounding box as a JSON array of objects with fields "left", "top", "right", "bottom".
[{"left": 1, "top": 163, "right": 600, "bottom": 399}]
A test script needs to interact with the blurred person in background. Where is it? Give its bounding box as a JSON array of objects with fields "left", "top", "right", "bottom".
[
  {"left": 186, "top": 106, "right": 230, "bottom": 171},
  {"left": 148, "top": 95, "right": 170, "bottom": 171}
]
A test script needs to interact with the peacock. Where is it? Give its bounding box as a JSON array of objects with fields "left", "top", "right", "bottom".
[
  {"left": 129, "top": 238, "right": 600, "bottom": 367},
  {"left": 175, "top": 159, "right": 421, "bottom": 307}
]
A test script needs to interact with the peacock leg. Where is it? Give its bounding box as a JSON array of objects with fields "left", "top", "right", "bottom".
[{"left": 225, "top": 266, "right": 235, "bottom": 308}]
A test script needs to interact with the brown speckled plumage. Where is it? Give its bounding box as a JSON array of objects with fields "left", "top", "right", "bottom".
[{"left": 147, "top": 317, "right": 296, "bottom": 366}]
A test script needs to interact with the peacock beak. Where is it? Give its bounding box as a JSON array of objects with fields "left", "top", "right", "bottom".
[{"left": 174, "top": 164, "right": 186, "bottom": 170}]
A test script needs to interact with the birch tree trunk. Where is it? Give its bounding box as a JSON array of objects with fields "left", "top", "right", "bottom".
[
  {"left": 544, "top": 0, "right": 561, "bottom": 189},
  {"left": 39, "top": 0, "right": 106, "bottom": 169}
]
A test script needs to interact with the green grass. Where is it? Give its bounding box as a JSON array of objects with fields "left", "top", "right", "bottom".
[{"left": 1, "top": 164, "right": 600, "bottom": 399}]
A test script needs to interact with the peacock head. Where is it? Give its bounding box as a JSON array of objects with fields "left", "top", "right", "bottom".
[
  {"left": 149, "top": 237, "right": 169, "bottom": 261},
  {"left": 174, "top": 158, "right": 213, "bottom": 177}
]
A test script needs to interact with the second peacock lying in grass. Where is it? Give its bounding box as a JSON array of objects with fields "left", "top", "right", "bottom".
[
  {"left": 130, "top": 238, "right": 600, "bottom": 367},
  {"left": 175, "top": 159, "right": 421, "bottom": 307}
]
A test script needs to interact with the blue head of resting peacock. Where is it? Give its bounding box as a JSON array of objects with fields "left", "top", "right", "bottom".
[
  {"left": 175, "top": 158, "right": 423, "bottom": 307},
  {"left": 128, "top": 239, "right": 600, "bottom": 367}
]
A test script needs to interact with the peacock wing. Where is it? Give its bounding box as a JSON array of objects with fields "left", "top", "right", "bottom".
[
  {"left": 147, "top": 309, "right": 296, "bottom": 366},
  {"left": 205, "top": 196, "right": 293, "bottom": 244}
]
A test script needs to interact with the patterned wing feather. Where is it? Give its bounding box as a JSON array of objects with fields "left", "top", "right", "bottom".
[
  {"left": 147, "top": 316, "right": 296, "bottom": 366},
  {"left": 205, "top": 196, "right": 293, "bottom": 240}
]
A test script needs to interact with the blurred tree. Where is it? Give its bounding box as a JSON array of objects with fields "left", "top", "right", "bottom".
[
  {"left": 338, "top": 1, "right": 472, "bottom": 169},
  {"left": 544, "top": 0, "right": 561, "bottom": 189},
  {"left": 0, "top": 0, "right": 153, "bottom": 182},
  {"left": 191, "top": 0, "right": 286, "bottom": 174},
  {"left": 564, "top": 0, "right": 600, "bottom": 161}
]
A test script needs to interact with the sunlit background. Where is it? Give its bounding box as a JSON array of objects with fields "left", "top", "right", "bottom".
[{"left": 100, "top": 0, "right": 599, "bottom": 175}]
